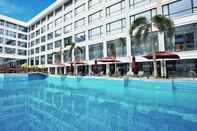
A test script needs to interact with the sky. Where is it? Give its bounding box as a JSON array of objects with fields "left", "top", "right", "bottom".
[{"left": 0, "top": 0, "right": 55, "bottom": 22}]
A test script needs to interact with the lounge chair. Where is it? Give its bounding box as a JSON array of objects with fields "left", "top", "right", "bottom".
[{"left": 138, "top": 71, "right": 144, "bottom": 77}]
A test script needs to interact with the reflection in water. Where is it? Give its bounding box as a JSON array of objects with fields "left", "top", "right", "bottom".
[{"left": 0, "top": 77, "right": 197, "bottom": 131}]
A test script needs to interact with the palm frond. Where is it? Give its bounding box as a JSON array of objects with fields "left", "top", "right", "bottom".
[{"left": 69, "top": 42, "right": 75, "bottom": 57}]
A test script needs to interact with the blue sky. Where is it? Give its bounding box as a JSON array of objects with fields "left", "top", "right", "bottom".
[{"left": 0, "top": 0, "right": 55, "bottom": 22}]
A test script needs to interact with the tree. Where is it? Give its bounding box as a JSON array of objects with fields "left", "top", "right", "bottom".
[
  {"left": 67, "top": 42, "right": 83, "bottom": 74},
  {"left": 152, "top": 15, "right": 175, "bottom": 78},
  {"left": 129, "top": 15, "right": 174, "bottom": 78}
]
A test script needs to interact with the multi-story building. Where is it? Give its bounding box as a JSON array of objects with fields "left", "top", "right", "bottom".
[
  {"left": 1, "top": 0, "right": 197, "bottom": 76},
  {"left": 0, "top": 15, "right": 28, "bottom": 66}
]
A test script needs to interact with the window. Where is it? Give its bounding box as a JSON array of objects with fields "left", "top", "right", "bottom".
[
  {"left": 64, "top": 11, "right": 72, "bottom": 22},
  {"left": 75, "top": 32, "right": 85, "bottom": 42},
  {"left": 162, "top": 0, "right": 197, "bottom": 19},
  {"left": 41, "top": 55, "right": 45, "bottom": 65},
  {"left": 88, "top": 0, "right": 102, "bottom": 9},
  {"left": 47, "top": 43, "right": 53, "bottom": 50},
  {"left": 35, "top": 38, "right": 40, "bottom": 45},
  {"left": 47, "top": 22, "right": 53, "bottom": 30},
  {"left": 41, "top": 26, "right": 46, "bottom": 33},
  {"left": 36, "top": 29, "right": 40, "bottom": 36},
  {"left": 89, "top": 43, "right": 103, "bottom": 60},
  {"left": 0, "top": 29, "right": 3, "bottom": 35},
  {"left": 18, "top": 49, "right": 27, "bottom": 56},
  {"left": 130, "top": 0, "right": 153, "bottom": 9},
  {"left": 106, "top": 19, "right": 126, "bottom": 35},
  {"left": 5, "top": 47, "right": 16, "bottom": 54},
  {"left": 35, "top": 47, "right": 40, "bottom": 54},
  {"left": 74, "top": 18, "right": 85, "bottom": 30},
  {"left": 64, "top": 24, "right": 72, "bottom": 34},
  {"left": 74, "top": 46, "right": 85, "bottom": 60},
  {"left": 5, "top": 30, "right": 16, "bottom": 38},
  {"left": 18, "top": 26, "right": 27, "bottom": 32},
  {"left": 18, "top": 33, "right": 27, "bottom": 40},
  {"left": 0, "top": 20, "right": 4, "bottom": 26},
  {"left": 0, "top": 46, "right": 3, "bottom": 53},
  {"left": 88, "top": 26, "right": 103, "bottom": 40},
  {"left": 64, "top": 1, "right": 72, "bottom": 10},
  {"left": 48, "top": 12, "right": 54, "bottom": 21},
  {"left": 30, "top": 41, "right": 35, "bottom": 47},
  {"left": 41, "top": 36, "right": 46, "bottom": 43},
  {"left": 130, "top": 9, "right": 157, "bottom": 24},
  {"left": 41, "top": 45, "right": 46, "bottom": 52},
  {"left": 5, "top": 39, "right": 16, "bottom": 46},
  {"left": 31, "top": 32, "right": 35, "bottom": 39},
  {"left": 107, "top": 38, "right": 127, "bottom": 57},
  {"left": 47, "top": 54, "right": 53, "bottom": 64},
  {"left": 18, "top": 41, "right": 27, "bottom": 48},
  {"left": 55, "top": 6, "right": 62, "bottom": 16},
  {"left": 64, "top": 36, "right": 72, "bottom": 47},
  {"left": 55, "top": 17, "right": 62, "bottom": 27},
  {"left": 106, "top": 1, "right": 125, "bottom": 17},
  {"left": 75, "top": 4, "right": 85, "bottom": 16},
  {"left": 55, "top": 40, "right": 62, "bottom": 48},
  {"left": 88, "top": 10, "right": 102, "bottom": 24},
  {"left": 31, "top": 49, "right": 34, "bottom": 55},
  {"left": 35, "top": 56, "right": 39, "bottom": 65},
  {"left": 6, "top": 22, "right": 17, "bottom": 29},
  {"left": 0, "top": 37, "right": 3, "bottom": 44},
  {"left": 47, "top": 32, "right": 53, "bottom": 40},
  {"left": 55, "top": 29, "right": 62, "bottom": 37}
]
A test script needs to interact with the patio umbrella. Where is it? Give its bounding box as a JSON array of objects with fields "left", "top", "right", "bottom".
[
  {"left": 132, "top": 56, "right": 139, "bottom": 75},
  {"left": 97, "top": 56, "right": 119, "bottom": 63},
  {"left": 144, "top": 51, "right": 180, "bottom": 60},
  {"left": 93, "top": 60, "right": 98, "bottom": 74},
  {"left": 144, "top": 51, "right": 180, "bottom": 77}
]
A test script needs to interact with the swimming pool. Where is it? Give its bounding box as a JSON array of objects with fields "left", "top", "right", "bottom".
[{"left": 0, "top": 74, "right": 197, "bottom": 131}]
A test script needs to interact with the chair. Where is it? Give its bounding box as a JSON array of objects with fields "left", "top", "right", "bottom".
[{"left": 138, "top": 71, "right": 144, "bottom": 77}]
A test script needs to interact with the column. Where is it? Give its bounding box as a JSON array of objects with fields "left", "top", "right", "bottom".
[
  {"left": 88, "top": 65, "right": 92, "bottom": 76},
  {"left": 55, "top": 67, "right": 58, "bottom": 75},
  {"left": 106, "top": 64, "right": 110, "bottom": 76},
  {"left": 64, "top": 66, "right": 67, "bottom": 74}
]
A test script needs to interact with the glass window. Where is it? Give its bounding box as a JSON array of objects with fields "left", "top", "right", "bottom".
[
  {"left": 41, "top": 55, "right": 45, "bottom": 65},
  {"left": 0, "top": 37, "right": 3, "bottom": 44},
  {"left": 47, "top": 22, "right": 53, "bottom": 30},
  {"left": 41, "top": 36, "right": 46, "bottom": 43},
  {"left": 5, "top": 30, "right": 16, "bottom": 38},
  {"left": 64, "top": 11, "right": 72, "bottom": 22},
  {"left": 18, "top": 33, "right": 27, "bottom": 40},
  {"left": 64, "top": 24, "right": 72, "bottom": 34},
  {"left": 55, "top": 29, "right": 62, "bottom": 37},
  {"left": 0, "top": 29, "right": 4, "bottom": 35},
  {"left": 55, "top": 40, "right": 62, "bottom": 48},
  {"left": 55, "top": 17, "right": 62, "bottom": 27},
  {"left": 74, "top": 32, "right": 85, "bottom": 42},
  {"left": 106, "top": 19, "right": 126, "bottom": 35},
  {"left": 106, "top": 1, "right": 125, "bottom": 17},
  {"left": 35, "top": 47, "right": 40, "bottom": 54},
  {"left": 74, "top": 46, "right": 85, "bottom": 60},
  {"left": 88, "top": 26, "right": 103, "bottom": 40},
  {"left": 74, "top": 18, "right": 85, "bottom": 30},
  {"left": 130, "top": 0, "right": 152, "bottom": 9},
  {"left": 75, "top": 4, "right": 85, "bottom": 16},
  {"left": 18, "top": 26, "right": 27, "bottom": 32},
  {"left": 47, "top": 54, "right": 53, "bottom": 64},
  {"left": 5, "top": 47, "right": 16, "bottom": 54},
  {"left": 6, "top": 22, "right": 17, "bottom": 29},
  {"left": 41, "top": 45, "right": 46, "bottom": 52},
  {"left": 107, "top": 38, "right": 127, "bottom": 57},
  {"left": 47, "top": 32, "right": 53, "bottom": 40},
  {"left": 88, "top": 0, "right": 103, "bottom": 9},
  {"left": 5, "top": 39, "right": 16, "bottom": 46},
  {"left": 18, "top": 49, "right": 27, "bottom": 56},
  {"left": 18, "top": 41, "right": 27, "bottom": 48},
  {"left": 88, "top": 10, "right": 102, "bottom": 24},
  {"left": 47, "top": 43, "right": 53, "bottom": 50},
  {"left": 89, "top": 43, "right": 103, "bottom": 60}
]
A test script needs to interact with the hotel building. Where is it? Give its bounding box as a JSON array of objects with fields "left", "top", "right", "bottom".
[{"left": 0, "top": 0, "right": 197, "bottom": 76}]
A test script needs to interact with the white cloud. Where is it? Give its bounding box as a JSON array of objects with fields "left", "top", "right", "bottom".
[{"left": 0, "top": 0, "right": 25, "bottom": 15}]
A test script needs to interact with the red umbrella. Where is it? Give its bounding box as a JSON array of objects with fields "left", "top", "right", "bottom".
[
  {"left": 144, "top": 51, "right": 180, "bottom": 60},
  {"left": 70, "top": 60, "right": 86, "bottom": 65},
  {"left": 93, "top": 60, "right": 98, "bottom": 74},
  {"left": 132, "top": 56, "right": 139, "bottom": 75},
  {"left": 97, "top": 56, "right": 119, "bottom": 63}
]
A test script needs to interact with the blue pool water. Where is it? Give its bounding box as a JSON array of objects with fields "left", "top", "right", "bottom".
[{"left": 0, "top": 74, "right": 197, "bottom": 131}]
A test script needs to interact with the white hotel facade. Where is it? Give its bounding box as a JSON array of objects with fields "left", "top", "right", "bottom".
[{"left": 0, "top": 0, "right": 197, "bottom": 76}]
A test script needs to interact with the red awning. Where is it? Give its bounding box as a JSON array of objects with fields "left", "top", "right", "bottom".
[
  {"left": 97, "top": 56, "right": 119, "bottom": 63},
  {"left": 144, "top": 51, "right": 180, "bottom": 60},
  {"left": 70, "top": 60, "right": 86, "bottom": 65}
]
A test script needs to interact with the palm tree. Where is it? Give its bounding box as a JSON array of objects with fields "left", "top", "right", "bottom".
[
  {"left": 129, "top": 17, "right": 151, "bottom": 74},
  {"left": 67, "top": 42, "right": 83, "bottom": 74},
  {"left": 152, "top": 15, "right": 175, "bottom": 78},
  {"left": 129, "top": 15, "right": 174, "bottom": 78}
]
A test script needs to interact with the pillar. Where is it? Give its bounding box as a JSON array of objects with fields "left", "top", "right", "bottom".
[
  {"left": 55, "top": 67, "right": 58, "bottom": 75},
  {"left": 106, "top": 64, "right": 110, "bottom": 76}
]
